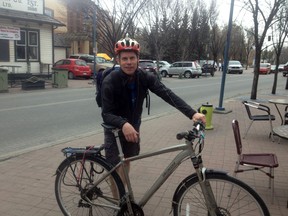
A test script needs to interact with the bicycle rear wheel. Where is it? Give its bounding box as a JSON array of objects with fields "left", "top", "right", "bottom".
[
  {"left": 173, "top": 172, "right": 269, "bottom": 216},
  {"left": 55, "top": 155, "right": 125, "bottom": 216}
]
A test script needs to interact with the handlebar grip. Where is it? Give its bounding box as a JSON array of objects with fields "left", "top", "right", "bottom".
[
  {"left": 176, "top": 132, "right": 188, "bottom": 140},
  {"left": 193, "top": 121, "right": 206, "bottom": 131}
]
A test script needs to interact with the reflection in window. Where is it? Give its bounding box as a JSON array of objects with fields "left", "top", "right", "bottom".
[{"left": 15, "top": 29, "right": 39, "bottom": 61}]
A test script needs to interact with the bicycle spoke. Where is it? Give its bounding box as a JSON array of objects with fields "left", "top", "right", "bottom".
[{"left": 55, "top": 156, "right": 125, "bottom": 216}]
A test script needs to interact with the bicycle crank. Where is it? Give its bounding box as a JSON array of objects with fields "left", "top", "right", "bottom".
[{"left": 117, "top": 203, "right": 144, "bottom": 216}]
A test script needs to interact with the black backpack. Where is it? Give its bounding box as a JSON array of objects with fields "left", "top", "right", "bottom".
[{"left": 95, "top": 66, "right": 118, "bottom": 107}]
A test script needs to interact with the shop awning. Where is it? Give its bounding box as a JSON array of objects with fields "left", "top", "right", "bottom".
[{"left": 0, "top": 8, "right": 65, "bottom": 26}]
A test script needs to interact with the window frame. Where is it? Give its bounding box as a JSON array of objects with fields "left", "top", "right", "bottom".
[{"left": 15, "top": 29, "right": 40, "bottom": 62}]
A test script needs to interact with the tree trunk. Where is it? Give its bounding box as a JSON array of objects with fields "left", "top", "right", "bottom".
[
  {"left": 250, "top": 49, "right": 261, "bottom": 99},
  {"left": 272, "top": 57, "right": 280, "bottom": 94},
  {"left": 251, "top": 72, "right": 259, "bottom": 99}
]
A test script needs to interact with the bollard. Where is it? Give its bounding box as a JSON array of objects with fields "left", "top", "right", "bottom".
[{"left": 199, "top": 102, "right": 214, "bottom": 130}]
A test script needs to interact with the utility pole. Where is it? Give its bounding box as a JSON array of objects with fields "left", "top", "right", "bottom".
[
  {"left": 92, "top": 8, "right": 97, "bottom": 83},
  {"left": 215, "top": 0, "right": 235, "bottom": 113}
]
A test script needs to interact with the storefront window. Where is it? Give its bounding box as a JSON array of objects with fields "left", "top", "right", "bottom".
[{"left": 15, "top": 29, "right": 39, "bottom": 61}]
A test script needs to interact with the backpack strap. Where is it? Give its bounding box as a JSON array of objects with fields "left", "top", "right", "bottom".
[{"left": 145, "top": 90, "right": 150, "bottom": 115}]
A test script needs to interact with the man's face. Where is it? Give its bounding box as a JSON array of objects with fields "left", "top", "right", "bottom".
[{"left": 118, "top": 51, "right": 139, "bottom": 75}]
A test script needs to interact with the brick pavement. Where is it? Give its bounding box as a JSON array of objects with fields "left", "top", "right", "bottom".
[{"left": 0, "top": 79, "right": 288, "bottom": 215}]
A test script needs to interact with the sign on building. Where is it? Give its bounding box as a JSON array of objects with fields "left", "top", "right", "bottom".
[
  {"left": 0, "top": 0, "right": 44, "bottom": 14},
  {"left": 0, "top": 26, "right": 21, "bottom": 40}
]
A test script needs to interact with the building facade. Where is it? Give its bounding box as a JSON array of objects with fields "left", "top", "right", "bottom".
[{"left": 0, "top": 0, "right": 64, "bottom": 73}]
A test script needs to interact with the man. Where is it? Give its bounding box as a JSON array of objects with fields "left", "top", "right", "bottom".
[{"left": 101, "top": 36, "right": 206, "bottom": 182}]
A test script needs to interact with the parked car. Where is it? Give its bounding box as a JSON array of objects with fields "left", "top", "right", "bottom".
[
  {"left": 227, "top": 60, "right": 243, "bottom": 74},
  {"left": 283, "top": 62, "right": 288, "bottom": 77},
  {"left": 201, "top": 63, "right": 216, "bottom": 76},
  {"left": 139, "top": 59, "right": 161, "bottom": 79},
  {"left": 270, "top": 65, "right": 276, "bottom": 73},
  {"left": 160, "top": 61, "right": 202, "bottom": 78},
  {"left": 270, "top": 64, "right": 285, "bottom": 73},
  {"left": 259, "top": 63, "right": 271, "bottom": 75},
  {"left": 278, "top": 64, "right": 285, "bottom": 72},
  {"left": 53, "top": 58, "right": 92, "bottom": 79},
  {"left": 154, "top": 60, "right": 171, "bottom": 69},
  {"left": 69, "top": 54, "right": 113, "bottom": 75},
  {"left": 139, "top": 59, "right": 157, "bottom": 73}
]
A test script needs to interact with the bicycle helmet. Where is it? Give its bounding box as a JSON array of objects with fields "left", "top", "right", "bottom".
[{"left": 114, "top": 35, "right": 140, "bottom": 55}]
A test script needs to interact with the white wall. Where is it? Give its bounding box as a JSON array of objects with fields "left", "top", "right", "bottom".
[
  {"left": 0, "top": 18, "right": 54, "bottom": 73},
  {"left": 54, "top": 48, "right": 66, "bottom": 62}
]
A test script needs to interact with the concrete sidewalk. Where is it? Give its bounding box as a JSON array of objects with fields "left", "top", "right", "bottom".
[{"left": 1, "top": 80, "right": 288, "bottom": 215}]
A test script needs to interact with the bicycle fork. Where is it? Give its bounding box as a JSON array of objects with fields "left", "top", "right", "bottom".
[{"left": 192, "top": 156, "right": 222, "bottom": 216}]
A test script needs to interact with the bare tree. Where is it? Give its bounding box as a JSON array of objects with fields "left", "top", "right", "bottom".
[
  {"left": 244, "top": 0, "right": 285, "bottom": 99},
  {"left": 207, "top": 0, "right": 222, "bottom": 68},
  {"left": 96, "top": 0, "right": 149, "bottom": 59},
  {"left": 271, "top": 6, "right": 288, "bottom": 94},
  {"left": 244, "top": 28, "right": 254, "bottom": 69}
]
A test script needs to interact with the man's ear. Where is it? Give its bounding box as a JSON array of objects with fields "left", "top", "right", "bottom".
[{"left": 116, "top": 56, "right": 120, "bottom": 64}]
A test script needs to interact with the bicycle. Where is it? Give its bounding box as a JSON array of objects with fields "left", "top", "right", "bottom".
[{"left": 54, "top": 121, "right": 270, "bottom": 216}]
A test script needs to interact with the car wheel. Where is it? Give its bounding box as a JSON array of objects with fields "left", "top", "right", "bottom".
[
  {"left": 184, "top": 71, "right": 192, "bottom": 78},
  {"left": 68, "top": 71, "right": 74, "bottom": 79},
  {"left": 161, "top": 71, "right": 168, "bottom": 77}
]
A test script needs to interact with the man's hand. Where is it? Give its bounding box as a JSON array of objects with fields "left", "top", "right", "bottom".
[
  {"left": 192, "top": 112, "right": 206, "bottom": 124},
  {"left": 122, "top": 122, "right": 139, "bottom": 143}
]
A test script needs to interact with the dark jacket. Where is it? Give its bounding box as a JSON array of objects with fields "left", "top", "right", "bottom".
[{"left": 101, "top": 68, "right": 196, "bottom": 130}]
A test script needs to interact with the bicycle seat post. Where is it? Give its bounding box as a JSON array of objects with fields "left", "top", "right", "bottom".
[
  {"left": 112, "top": 128, "right": 125, "bottom": 161},
  {"left": 112, "top": 128, "right": 135, "bottom": 204}
]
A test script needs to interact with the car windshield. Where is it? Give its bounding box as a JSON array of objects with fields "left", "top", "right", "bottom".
[
  {"left": 260, "top": 63, "right": 268, "bottom": 67},
  {"left": 96, "top": 57, "right": 107, "bottom": 63},
  {"left": 229, "top": 61, "right": 241, "bottom": 65},
  {"left": 75, "top": 60, "right": 87, "bottom": 66}
]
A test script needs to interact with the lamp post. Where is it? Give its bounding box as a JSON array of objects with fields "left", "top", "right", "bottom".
[
  {"left": 92, "top": 10, "right": 97, "bottom": 83},
  {"left": 215, "top": 0, "right": 235, "bottom": 112}
]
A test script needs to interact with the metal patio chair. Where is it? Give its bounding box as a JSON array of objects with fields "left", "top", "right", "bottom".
[
  {"left": 242, "top": 100, "right": 276, "bottom": 140},
  {"left": 232, "top": 119, "right": 279, "bottom": 203}
]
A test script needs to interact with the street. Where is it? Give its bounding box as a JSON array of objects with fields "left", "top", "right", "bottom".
[{"left": 0, "top": 69, "right": 286, "bottom": 160}]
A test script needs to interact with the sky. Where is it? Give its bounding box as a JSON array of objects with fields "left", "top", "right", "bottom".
[{"left": 212, "top": 0, "right": 253, "bottom": 28}]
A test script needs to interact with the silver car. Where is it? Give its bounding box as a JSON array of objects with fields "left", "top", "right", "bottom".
[
  {"left": 227, "top": 60, "right": 243, "bottom": 74},
  {"left": 160, "top": 61, "right": 202, "bottom": 78}
]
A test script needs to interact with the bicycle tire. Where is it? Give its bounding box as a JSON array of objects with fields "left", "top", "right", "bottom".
[
  {"left": 173, "top": 172, "right": 270, "bottom": 216},
  {"left": 55, "top": 155, "right": 125, "bottom": 216}
]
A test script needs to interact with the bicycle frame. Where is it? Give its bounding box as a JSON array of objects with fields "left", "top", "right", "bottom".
[
  {"left": 57, "top": 123, "right": 270, "bottom": 216},
  {"left": 85, "top": 127, "right": 213, "bottom": 211}
]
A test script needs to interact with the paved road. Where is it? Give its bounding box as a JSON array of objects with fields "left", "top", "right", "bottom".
[{"left": 0, "top": 69, "right": 285, "bottom": 159}]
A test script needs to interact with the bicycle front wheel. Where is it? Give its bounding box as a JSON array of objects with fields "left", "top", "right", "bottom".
[
  {"left": 55, "top": 155, "right": 125, "bottom": 216},
  {"left": 173, "top": 172, "right": 270, "bottom": 216}
]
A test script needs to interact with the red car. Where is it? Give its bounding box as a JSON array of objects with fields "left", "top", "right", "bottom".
[
  {"left": 53, "top": 58, "right": 92, "bottom": 79},
  {"left": 259, "top": 63, "right": 271, "bottom": 74}
]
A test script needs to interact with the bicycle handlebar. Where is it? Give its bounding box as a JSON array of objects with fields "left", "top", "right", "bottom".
[{"left": 176, "top": 121, "right": 205, "bottom": 141}]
